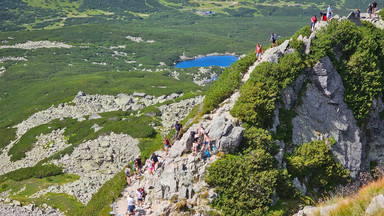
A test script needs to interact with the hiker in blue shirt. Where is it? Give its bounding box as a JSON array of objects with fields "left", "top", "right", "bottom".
[
  {"left": 270, "top": 32, "right": 277, "bottom": 47},
  {"left": 327, "top": 5, "right": 333, "bottom": 20}
]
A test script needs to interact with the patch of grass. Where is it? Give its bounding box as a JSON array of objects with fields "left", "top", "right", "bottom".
[
  {"left": 138, "top": 133, "right": 163, "bottom": 160},
  {"left": 0, "top": 164, "right": 63, "bottom": 184},
  {"left": 326, "top": 177, "right": 384, "bottom": 216},
  {"left": 8, "top": 122, "right": 60, "bottom": 161},
  {"left": 0, "top": 174, "right": 78, "bottom": 197},
  {"left": 0, "top": 127, "right": 16, "bottom": 149}
]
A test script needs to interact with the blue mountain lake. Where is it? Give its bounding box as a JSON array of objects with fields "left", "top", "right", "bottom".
[{"left": 175, "top": 55, "right": 239, "bottom": 68}]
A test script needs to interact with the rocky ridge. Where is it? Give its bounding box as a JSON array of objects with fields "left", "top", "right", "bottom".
[
  {"left": 114, "top": 38, "right": 294, "bottom": 215},
  {"left": 0, "top": 40, "right": 73, "bottom": 50},
  {"left": 15, "top": 91, "right": 185, "bottom": 138}
]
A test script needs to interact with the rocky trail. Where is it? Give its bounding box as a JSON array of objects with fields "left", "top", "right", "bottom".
[{"left": 113, "top": 37, "right": 297, "bottom": 215}]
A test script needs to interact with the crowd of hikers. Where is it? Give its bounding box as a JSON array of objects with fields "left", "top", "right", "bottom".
[
  {"left": 255, "top": 3, "right": 380, "bottom": 59},
  {"left": 123, "top": 121, "right": 217, "bottom": 215}
]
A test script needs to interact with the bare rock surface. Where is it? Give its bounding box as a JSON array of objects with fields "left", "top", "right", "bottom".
[
  {"left": 0, "top": 129, "right": 69, "bottom": 175},
  {"left": 0, "top": 41, "right": 73, "bottom": 49},
  {"left": 0, "top": 203, "right": 64, "bottom": 216},
  {"left": 292, "top": 56, "right": 364, "bottom": 178},
  {"left": 33, "top": 133, "right": 140, "bottom": 205}
]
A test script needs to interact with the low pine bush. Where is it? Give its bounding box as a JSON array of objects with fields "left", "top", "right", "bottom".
[
  {"left": 0, "top": 164, "right": 63, "bottom": 183},
  {"left": 202, "top": 52, "right": 256, "bottom": 114},
  {"left": 286, "top": 140, "right": 350, "bottom": 192}
]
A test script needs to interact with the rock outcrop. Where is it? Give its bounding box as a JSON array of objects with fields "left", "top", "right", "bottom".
[{"left": 290, "top": 56, "right": 364, "bottom": 178}]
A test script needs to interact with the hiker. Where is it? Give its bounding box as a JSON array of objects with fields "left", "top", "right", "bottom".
[
  {"left": 354, "top": 9, "right": 361, "bottom": 18},
  {"left": 373, "top": 2, "right": 378, "bottom": 15},
  {"left": 311, "top": 15, "right": 318, "bottom": 31},
  {"left": 136, "top": 188, "right": 143, "bottom": 207},
  {"left": 135, "top": 156, "right": 142, "bottom": 173},
  {"left": 368, "top": 4, "right": 373, "bottom": 18},
  {"left": 172, "top": 121, "right": 182, "bottom": 140},
  {"left": 192, "top": 139, "right": 199, "bottom": 156},
  {"left": 320, "top": 12, "right": 327, "bottom": 21},
  {"left": 146, "top": 158, "right": 154, "bottom": 175},
  {"left": 198, "top": 125, "right": 205, "bottom": 145},
  {"left": 139, "top": 187, "right": 146, "bottom": 202},
  {"left": 150, "top": 153, "right": 161, "bottom": 170},
  {"left": 127, "top": 194, "right": 136, "bottom": 215},
  {"left": 270, "top": 32, "right": 277, "bottom": 47},
  {"left": 255, "top": 43, "right": 263, "bottom": 61},
  {"left": 124, "top": 165, "right": 131, "bottom": 186},
  {"left": 133, "top": 161, "right": 139, "bottom": 179},
  {"left": 327, "top": 5, "right": 333, "bottom": 20},
  {"left": 164, "top": 138, "right": 170, "bottom": 155},
  {"left": 201, "top": 133, "right": 211, "bottom": 155}
]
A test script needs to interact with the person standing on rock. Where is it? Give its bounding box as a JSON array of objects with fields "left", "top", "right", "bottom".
[
  {"left": 136, "top": 188, "right": 143, "bottom": 207},
  {"left": 373, "top": 2, "right": 378, "bottom": 16},
  {"left": 124, "top": 165, "right": 132, "bottom": 186},
  {"left": 198, "top": 125, "right": 205, "bottom": 146},
  {"left": 327, "top": 5, "right": 333, "bottom": 20},
  {"left": 192, "top": 139, "right": 199, "bottom": 156},
  {"left": 135, "top": 156, "right": 142, "bottom": 173},
  {"left": 150, "top": 153, "right": 161, "bottom": 171},
  {"left": 311, "top": 15, "right": 318, "bottom": 31},
  {"left": 201, "top": 133, "right": 212, "bottom": 155},
  {"left": 255, "top": 43, "right": 263, "bottom": 61},
  {"left": 133, "top": 161, "right": 139, "bottom": 180},
  {"left": 127, "top": 194, "right": 136, "bottom": 215},
  {"left": 270, "top": 32, "right": 277, "bottom": 47},
  {"left": 354, "top": 9, "right": 361, "bottom": 18},
  {"left": 368, "top": 4, "right": 374, "bottom": 19},
  {"left": 172, "top": 121, "right": 183, "bottom": 140},
  {"left": 164, "top": 138, "right": 170, "bottom": 155}
]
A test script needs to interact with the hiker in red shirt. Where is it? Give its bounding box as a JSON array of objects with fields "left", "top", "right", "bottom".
[
  {"left": 311, "top": 15, "right": 318, "bottom": 31},
  {"left": 255, "top": 43, "right": 263, "bottom": 61}
]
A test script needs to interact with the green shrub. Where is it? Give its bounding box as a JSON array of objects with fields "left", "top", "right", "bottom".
[
  {"left": 0, "top": 127, "right": 16, "bottom": 149},
  {"left": 138, "top": 134, "right": 163, "bottom": 160},
  {"left": 77, "top": 170, "right": 126, "bottom": 216},
  {"left": 206, "top": 149, "right": 279, "bottom": 215},
  {"left": 288, "top": 25, "right": 311, "bottom": 51},
  {"left": 242, "top": 127, "right": 274, "bottom": 153},
  {"left": 310, "top": 20, "right": 384, "bottom": 124},
  {"left": 231, "top": 52, "right": 305, "bottom": 127},
  {"left": 272, "top": 109, "right": 297, "bottom": 145},
  {"left": 202, "top": 52, "right": 256, "bottom": 114},
  {"left": 286, "top": 140, "right": 350, "bottom": 192},
  {"left": 0, "top": 164, "right": 63, "bottom": 183}
]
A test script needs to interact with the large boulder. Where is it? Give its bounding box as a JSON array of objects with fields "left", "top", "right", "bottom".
[{"left": 292, "top": 56, "right": 365, "bottom": 178}]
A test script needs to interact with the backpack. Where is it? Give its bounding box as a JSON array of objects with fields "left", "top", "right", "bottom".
[
  {"left": 273, "top": 33, "right": 277, "bottom": 40},
  {"left": 206, "top": 150, "right": 211, "bottom": 157}
]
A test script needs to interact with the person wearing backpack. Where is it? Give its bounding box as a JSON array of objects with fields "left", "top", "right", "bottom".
[{"left": 270, "top": 33, "right": 277, "bottom": 47}]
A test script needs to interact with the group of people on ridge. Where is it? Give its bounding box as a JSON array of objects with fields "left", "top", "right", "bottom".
[
  {"left": 191, "top": 125, "right": 216, "bottom": 157},
  {"left": 122, "top": 120, "right": 188, "bottom": 215}
]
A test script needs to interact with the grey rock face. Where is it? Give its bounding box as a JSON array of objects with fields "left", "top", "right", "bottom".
[
  {"left": 292, "top": 177, "right": 307, "bottom": 196},
  {"left": 292, "top": 56, "right": 364, "bottom": 178},
  {"left": 88, "top": 113, "right": 102, "bottom": 120}
]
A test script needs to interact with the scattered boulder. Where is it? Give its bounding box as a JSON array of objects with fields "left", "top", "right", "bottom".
[
  {"left": 88, "top": 113, "right": 102, "bottom": 120},
  {"left": 365, "top": 194, "right": 384, "bottom": 216}
]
